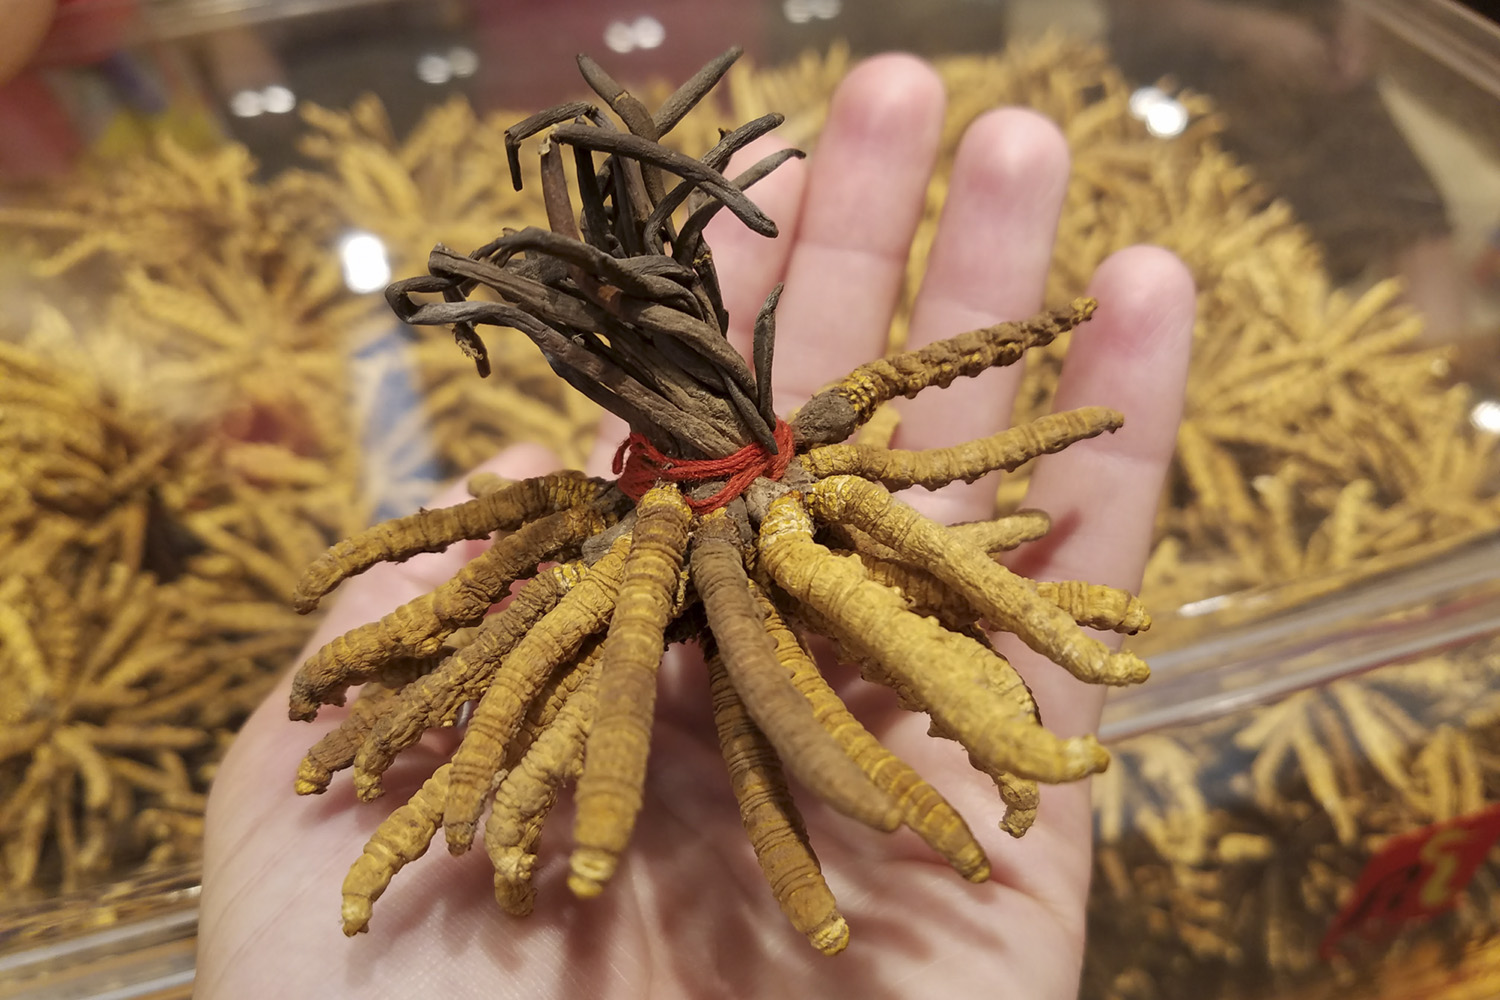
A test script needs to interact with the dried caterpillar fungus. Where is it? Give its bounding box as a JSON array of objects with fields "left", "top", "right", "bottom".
[
  {"left": 287, "top": 48, "right": 1148, "bottom": 953},
  {"left": 9, "top": 34, "right": 1494, "bottom": 925}
]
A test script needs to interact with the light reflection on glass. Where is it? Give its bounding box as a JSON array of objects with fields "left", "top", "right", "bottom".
[
  {"left": 340, "top": 233, "right": 392, "bottom": 294},
  {"left": 1144, "top": 101, "right": 1188, "bottom": 138},
  {"left": 1128, "top": 85, "right": 1166, "bottom": 120},
  {"left": 604, "top": 17, "right": 667, "bottom": 53},
  {"left": 229, "top": 89, "right": 264, "bottom": 118},
  {"left": 633, "top": 15, "right": 665, "bottom": 49},
  {"left": 229, "top": 86, "right": 298, "bottom": 118},
  {"left": 1178, "top": 594, "right": 1232, "bottom": 618},
  {"left": 262, "top": 85, "right": 296, "bottom": 114},
  {"left": 448, "top": 45, "right": 480, "bottom": 78},
  {"left": 417, "top": 53, "right": 453, "bottom": 85},
  {"left": 604, "top": 21, "right": 635, "bottom": 53},
  {"left": 783, "top": 0, "right": 841, "bottom": 24},
  {"left": 1128, "top": 85, "right": 1188, "bottom": 139},
  {"left": 1471, "top": 399, "right": 1500, "bottom": 434}
]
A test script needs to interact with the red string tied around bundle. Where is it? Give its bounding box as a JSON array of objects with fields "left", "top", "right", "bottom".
[{"left": 612, "top": 419, "right": 796, "bottom": 513}]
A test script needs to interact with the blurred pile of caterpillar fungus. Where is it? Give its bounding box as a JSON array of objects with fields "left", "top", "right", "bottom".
[{"left": 0, "top": 29, "right": 1496, "bottom": 979}]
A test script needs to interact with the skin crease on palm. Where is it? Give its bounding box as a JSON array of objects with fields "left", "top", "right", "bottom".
[{"left": 196, "top": 53, "right": 1196, "bottom": 1000}]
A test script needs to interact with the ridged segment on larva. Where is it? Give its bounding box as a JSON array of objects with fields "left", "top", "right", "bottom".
[
  {"left": 292, "top": 472, "right": 599, "bottom": 612},
  {"left": 791, "top": 299, "right": 1095, "bottom": 447},
  {"left": 288, "top": 504, "right": 612, "bottom": 721},
  {"left": 487, "top": 655, "right": 601, "bottom": 915},
  {"left": 752, "top": 585, "right": 990, "bottom": 881},
  {"left": 808, "top": 477, "right": 1149, "bottom": 687},
  {"left": 341, "top": 764, "right": 451, "bottom": 935},
  {"left": 947, "top": 509, "right": 1052, "bottom": 553},
  {"left": 705, "top": 648, "right": 849, "bottom": 956},
  {"left": 350, "top": 564, "right": 585, "bottom": 802},
  {"left": 1036, "top": 581, "right": 1151, "bottom": 634},
  {"left": 694, "top": 511, "right": 901, "bottom": 833},
  {"left": 296, "top": 657, "right": 435, "bottom": 795},
  {"left": 801, "top": 407, "right": 1122, "bottom": 491},
  {"left": 441, "top": 536, "right": 631, "bottom": 853},
  {"left": 570, "top": 485, "right": 692, "bottom": 897},
  {"left": 759, "top": 495, "right": 1110, "bottom": 784}
]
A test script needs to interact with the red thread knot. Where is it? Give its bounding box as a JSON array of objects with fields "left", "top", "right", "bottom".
[{"left": 612, "top": 420, "right": 795, "bottom": 513}]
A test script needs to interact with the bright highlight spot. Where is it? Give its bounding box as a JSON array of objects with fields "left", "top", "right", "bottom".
[
  {"left": 1128, "top": 85, "right": 1189, "bottom": 138},
  {"left": 417, "top": 53, "right": 453, "bottom": 85},
  {"left": 229, "top": 89, "right": 264, "bottom": 118},
  {"left": 340, "top": 232, "right": 392, "bottom": 294},
  {"left": 783, "top": 0, "right": 841, "bottom": 23},
  {"left": 633, "top": 16, "right": 665, "bottom": 49},
  {"left": 230, "top": 85, "right": 297, "bottom": 117},
  {"left": 448, "top": 46, "right": 480, "bottom": 78},
  {"left": 604, "top": 16, "right": 668, "bottom": 53},
  {"left": 1144, "top": 100, "right": 1189, "bottom": 138},
  {"left": 1471, "top": 399, "right": 1500, "bottom": 434},
  {"left": 262, "top": 85, "right": 296, "bottom": 114}
]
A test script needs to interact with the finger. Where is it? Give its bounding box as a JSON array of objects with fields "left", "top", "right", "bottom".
[
  {"left": 772, "top": 53, "right": 945, "bottom": 411},
  {"left": 999, "top": 246, "right": 1196, "bottom": 738},
  {"left": 583, "top": 135, "right": 808, "bottom": 476},
  {"left": 585, "top": 412, "right": 629, "bottom": 480},
  {"left": 893, "top": 109, "right": 1071, "bottom": 524},
  {"left": 707, "top": 133, "right": 808, "bottom": 357}
]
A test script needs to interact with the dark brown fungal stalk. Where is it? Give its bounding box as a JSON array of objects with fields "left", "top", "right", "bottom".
[{"left": 290, "top": 48, "right": 1152, "bottom": 954}]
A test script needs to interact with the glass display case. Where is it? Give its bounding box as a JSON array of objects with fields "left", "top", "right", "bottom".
[{"left": 3, "top": 0, "right": 1500, "bottom": 996}]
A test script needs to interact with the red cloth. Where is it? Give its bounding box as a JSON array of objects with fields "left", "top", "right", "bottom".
[{"left": 612, "top": 420, "right": 794, "bottom": 513}]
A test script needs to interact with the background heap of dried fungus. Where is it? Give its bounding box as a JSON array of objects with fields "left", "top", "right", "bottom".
[{"left": 2, "top": 35, "right": 1499, "bottom": 993}]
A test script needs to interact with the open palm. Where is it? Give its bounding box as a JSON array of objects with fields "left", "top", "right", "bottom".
[{"left": 197, "top": 54, "right": 1195, "bottom": 1000}]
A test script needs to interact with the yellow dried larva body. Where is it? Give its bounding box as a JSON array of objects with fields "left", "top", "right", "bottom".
[
  {"left": 292, "top": 473, "right": 599, "bottom": 612},
  {"left": 947, "top": 509, "right": 1052, "bottom": 553},
  {"left": 442, "top": 536, "right": 631, "bottom": 853},
  {"left": 801, "top": 406, "right": 1122, "bottom": 491},
  {"left": 289, "top": 504, "right": 612, "bottom": 720},
  {"left": 808, "top": 476, "right": 1148, "bottom": 687},
  {"left": 341, "top": 764, "right": 452, "bottom": 935},
  {"left": 759, "top": 495, "right": 1109, "bottom": 784},
  {"left": 705, "top": 649, "right": 849, "bottom": 957},
  {"left": 694, "top": 511, "right": 901, "bottom": 833},
  {"left": 570, "top": 484, "right": 692, "bottom": 897},
  {"left": 792, "top": 300, "right": 1096, "bottom": 447},
  {"left": 1035, "top": 581, "right": 1151, "bottom": 635},
  {"left": 296, "top": 658, "right": 432, "bottom": 795},
  {"left": 488, "top": 654, "right": 602, "bottom": 915},
  {"left": 752, "top": 586, "right": 990, "bottom": 880},
  {"left": 854, "top": 554, "right": 977, "bottom": 630},
  {"left": 351, "top": 563, "right": 584, "bottom": 802}
]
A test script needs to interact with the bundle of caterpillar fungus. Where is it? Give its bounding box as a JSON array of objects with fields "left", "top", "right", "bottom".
[{"left": 289, "top": 48, "right": 1151, "bottom": 955}]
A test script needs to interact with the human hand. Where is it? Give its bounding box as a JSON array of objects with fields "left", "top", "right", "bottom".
[{"left": 197, "top": 54, "right": 1195, "bottom": 999}]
